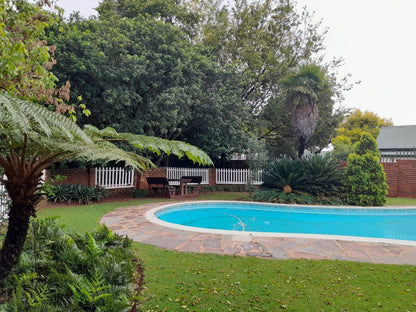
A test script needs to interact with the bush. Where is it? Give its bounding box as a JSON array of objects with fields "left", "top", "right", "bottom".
[
  {"left": 0, "top": 218, "right": 143, "bottom": 311},
  {"left": 262, "top": 156, "right": 306, "bottom": 193},
  {"left": 252, "top": 190, "right": 346, "bottom": 205},
  {"left": 46, "top": 184, "right": 107, "bottom": 204},
  {"left": 302, "top": 154, "right": 345, "bottom": 196},
  {"left": 261, "top": 154, "right": 344, "bottom": 196},
  {"left": 132, "top": 189, "right": 150, "bottom": 198},
  {"left": 344, "top": 134, "right": 388, "bottom": 206},
  {"left": 200, "top": 185, "right": 248, "bottom": 192}
]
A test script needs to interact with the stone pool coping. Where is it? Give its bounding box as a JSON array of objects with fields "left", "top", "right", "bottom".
[{"left": 100, "top": 201, "right": 416, "bottom": 265}]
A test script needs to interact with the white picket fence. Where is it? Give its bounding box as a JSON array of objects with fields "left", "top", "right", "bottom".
[
  {"left": 216, "top": 168, "right": 263, "bottom": 185},
  {"left": 167, "top": 167, "right": 210, "bottom": 184},
  {"left": 95, "top": 167, "right": 134, "bottom": 189}
]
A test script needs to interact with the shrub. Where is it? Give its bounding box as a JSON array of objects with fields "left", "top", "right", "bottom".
[
  {"left": 261, "top": 155, "right": 344, "bottom": 196},
  {"left": 301, "top": 154, "right": 345, "bottom": 196},
  {"left": 344, "top": 134, "right": 388, "bottom": 206},
  {"left": 0, "top": 218, "right": 143, "bottom": 311},
  {"left": 199, "top": 185, "right": 247, "bottom": 192},
  {"left": 46, "top": 184, "right": 107, "bottom": 204},
  {"left": 132, "top": 189, "right": 150, "bottom": 198},
  {"left": 252, "top": 190, "right": 346, "bottom": 205},
  {"left": 262, "top": 157, "right": 306, "bottom": 193}
]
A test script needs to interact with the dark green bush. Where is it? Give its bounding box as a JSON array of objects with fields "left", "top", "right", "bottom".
[
  {"left": 261, "top": 154, "right": 344, "bottom": 196},
  {"left": 46, "top": 184, "right": 107, "bottom": 204},
  {"left": 344, "top": 134, "right": 388, "bottom": 206},
  {"left": 132, "top": 189, "right": 150, "bottom": 198},
  {"left": 200, "top": 185, "right": 248, "bottom": 192},
  {"left": 262, "top": 156, "right": 306, "bottom": 192},
  {"left": 252, "top": 190, "right": 346, "bottom": 205},
  {"left": 0, "top": 218, "right": 143, "bottom": 311},
  {"left": 302, "top": 154, "right": 345, "bottom": 196}
]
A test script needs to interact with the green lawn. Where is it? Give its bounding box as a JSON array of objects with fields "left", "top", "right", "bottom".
[
  {"left": 386, "top": 197, "right": 416, "bottom": 206},
  {"left": 36, "top": 193, "right": 416, "bottom": 311}
]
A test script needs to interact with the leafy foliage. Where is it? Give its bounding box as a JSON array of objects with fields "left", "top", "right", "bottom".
[
  {"left": 262, "top": 155, "right": 344, "bottom": 196},
  {"left": 0, "top": 218, "right": 143, "bottom": 311},
  {"left": 0, "top": 0, "right": 78, "bottom": 116},
  {"left": 344, "top": 134, "right": 388, "bottom": 206},
  {"left": 196, "top": 0, "right": 328, "bottom": 114},
  {"left": 281, "top": 64, "right": 331, "bottom": 157},
  {"left": 253, "top": 190, "right": 346, "bottom": 206},
  {"left": 46, "top": 16, "right": 249, "bottom": 162},
  {"left": 332, "top": 109, "right": 393, "bottom": 160},
  {"left": 0, "top": 93, "right": 212, "bottom": 283},
  {"left": 46, "top": 184, "right": 107, "bottom": 204},
  {"left": 262, "top": 157, "right": 306, "bottom": 192},
  {"left": 302, "top": 154, "right": 345, "bottom": 196}
]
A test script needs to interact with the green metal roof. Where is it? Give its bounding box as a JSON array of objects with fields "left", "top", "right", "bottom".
[{"left": 377, "top": 126, "right": 416, "bottom": 149}]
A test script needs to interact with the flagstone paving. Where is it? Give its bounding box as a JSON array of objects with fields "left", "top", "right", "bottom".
[{"left": 100, "top": 202, "right": 416, "bottom": 265}]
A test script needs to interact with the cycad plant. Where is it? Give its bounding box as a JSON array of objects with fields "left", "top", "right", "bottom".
[
  {"left": 262, "top": 157, "right": 306, "bottom": 193},
  {"left": 0, "top": 93, "right": 212, "bottom": 283},
  {"left": 302, "top": 154, "right": 344, "bottom": 196},
  {"left": 261, "top": 154, "right": 344, "bottom": 196}
]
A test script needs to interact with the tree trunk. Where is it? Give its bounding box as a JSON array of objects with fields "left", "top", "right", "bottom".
[
  {"left": 297, "top": 136, "right": 306, "bottom": 158},
  {"left": 0, "top": 201, "right": 34, "bottom": 283},
  {"left": 0, "top": 164, "right": 42, "bottom": 285}
]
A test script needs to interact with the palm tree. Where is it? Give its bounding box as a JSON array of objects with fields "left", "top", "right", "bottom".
[
  {"left": 0, "top": 93, "right": 212, "bottom": 283},
  {"left": 281, "top": 64, "right": 327, "bottom": 158}
]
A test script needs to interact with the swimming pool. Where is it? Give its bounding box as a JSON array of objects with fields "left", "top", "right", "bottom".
[{"left": 148, "top": 201, "right": 416, "bottom": 244}]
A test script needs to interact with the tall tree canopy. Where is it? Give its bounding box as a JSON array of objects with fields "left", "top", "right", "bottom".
[
  {"left": 48, "top": 0, "right": 350, "bottom": 161},
  {"left": 195, "top": 0, "right": 328, "bottom": 114},
  {"left": 192, "top": 0, "right": 349, "bottom": 157},
  {"left": 258, "top": 64, "right": 344, "bottom": 158},
  {"left": 46, "top": 14, "right": 249, "bottom": 162}
]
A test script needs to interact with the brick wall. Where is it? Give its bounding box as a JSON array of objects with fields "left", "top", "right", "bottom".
[
  {"left": 46, "top": 168, "right": 94, "bottom": 187},
  {"left": 384, "top": 160, "right": 416, "bottom": 198},
  {"left": 342, "top": 160, "right": 416, "bottom": 198},
  {"left": 47, "top": 160, "right": 416, "bottom": 198}
]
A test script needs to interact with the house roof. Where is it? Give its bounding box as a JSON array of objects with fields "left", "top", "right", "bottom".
[{"left": 377, "top": 125, "right": 416, "bottom": 149}]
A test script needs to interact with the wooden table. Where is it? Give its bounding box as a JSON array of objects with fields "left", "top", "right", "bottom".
[{"left": 178, "top": 178, "right": 191, "bottom": 196}]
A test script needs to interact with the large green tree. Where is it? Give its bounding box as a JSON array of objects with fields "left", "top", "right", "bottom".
[
  {"left": 0, "top": 93, "right": 212, "bottom": 283},
  {"left": 193, "top": 0, "right": 349, "bottom": 157},
  {"left": 0, "top": 0, "right": 74, "bottom": 113},
  {"left": 195, "top": 0, "right": 328, "bottom": 114},
  {"left": 46, "top": 16, "right": 249, "bottom": 162},
  {"left": 260, "top": 64, "right": 343, "bottom": 158},
  {"left": 332, "top": 109, "right": 393, "bottom": 160}
]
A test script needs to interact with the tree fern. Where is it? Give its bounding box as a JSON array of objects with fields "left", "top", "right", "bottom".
[{"left": 0, "top": 93, "right": 212, "bottom": 283}]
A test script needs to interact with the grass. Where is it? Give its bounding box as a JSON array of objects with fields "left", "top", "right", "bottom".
[
  {"left": 385, "top": 197, "right": 416, "bottom": 206},
  {"left": 37, "top": 192, "right": 249, "bottom": 234},
  {"left": 35, "top": 193, "right": 416, "bottom": 311}
]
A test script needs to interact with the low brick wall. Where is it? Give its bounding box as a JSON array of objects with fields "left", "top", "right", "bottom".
[
  {"left": 47, "top": 160, "right": 416, "bottom": 198},
  {"left": 382, "top": 160, "right": 416, "bottom": 198},
  {"left": 46, "top": 168, "right": 94, "bottom": 187}
]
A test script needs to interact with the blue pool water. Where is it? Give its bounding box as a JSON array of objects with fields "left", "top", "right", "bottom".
[{"left": 156, "top": 201, "right": 416, "bottom": 241}]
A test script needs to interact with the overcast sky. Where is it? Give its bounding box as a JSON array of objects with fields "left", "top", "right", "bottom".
[{"left": 56, "top": 0, "right": 416, "bottom": 125}]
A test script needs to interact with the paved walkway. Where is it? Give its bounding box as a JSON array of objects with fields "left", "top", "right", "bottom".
[{"left": 100, "top": 202, "right": 416, "bottom": 265}]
